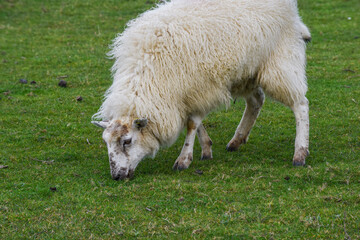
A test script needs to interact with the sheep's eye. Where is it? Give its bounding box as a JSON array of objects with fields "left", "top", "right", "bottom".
[{"left": 123, "top": 139, "right": 132, "bottom": 146}]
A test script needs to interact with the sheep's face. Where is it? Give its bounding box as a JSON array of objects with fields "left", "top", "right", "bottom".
[{"left": 92, "top": 118, "right": 151, "bottom": 180}]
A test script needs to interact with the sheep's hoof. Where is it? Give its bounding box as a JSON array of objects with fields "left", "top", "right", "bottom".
[
  {"left": 200, "top": 151, "right": 213, "bottom": 160},
  {"left": 226, "top": 144, "right": 239, "bottom": 152},
  {"left": 172, "top": 162, "right": 189, "bottom": 171},
  {"left": 226, "top": 141, "right": 240, "bottom": 152},
  {"left": 292, "top": 161, "right": 305, "bottom": 167},
  {"left": 292, "top": 148, "right": 309, "bottom": 167},
  {"left": 172, "top": 154, "right": 192, "bottom": 171},
  {"left": 226, "top": 138, "right": 247, "bottom": 152},
  {"left": 200, "top": 154, "right": 212, "bottom": 160}
]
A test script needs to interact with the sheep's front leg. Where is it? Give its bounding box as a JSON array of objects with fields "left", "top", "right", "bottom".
[
  {"left": 173, "top": 116, "right": 202, "bottom": 171},
  {"left": 197, "top": 123, "right": 213, "bottom": 160}
]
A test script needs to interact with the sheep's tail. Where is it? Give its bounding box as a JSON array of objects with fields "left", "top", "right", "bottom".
[{"left": 298, "top": 21, "right": 311, "bottom": 43}]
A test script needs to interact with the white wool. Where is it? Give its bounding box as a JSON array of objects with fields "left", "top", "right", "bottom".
[{"left": 93, "top": 0, "right": 308, "bottom": 146}]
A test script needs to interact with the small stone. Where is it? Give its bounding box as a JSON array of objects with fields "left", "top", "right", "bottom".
[
  {"left": 58, "top": 80, "right": 67, "bottom": 87},
  {"left": 76, "top": 96, "right": 83, "bottom": 101},
  {"left": 50, "top": 187, "right": 57, "bottom": 192},
  {"left": 19, "top": 79, "right": 28, "bottom": 84},
  {"left": 30, "top": 81, "right": 37, "bottom": 84}
]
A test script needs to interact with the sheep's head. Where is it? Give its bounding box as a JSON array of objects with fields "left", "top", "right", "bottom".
[{"left": 92, "top": 118, "right": 157, "bottom": 180}]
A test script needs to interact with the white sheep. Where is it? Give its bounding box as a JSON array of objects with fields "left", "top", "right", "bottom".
[{"left": 92, "top": 0, "right": 311, "bottom": 180}]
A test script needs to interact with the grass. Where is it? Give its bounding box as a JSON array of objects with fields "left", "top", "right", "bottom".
[{"left": 1, "top": 0, "right": 359, "bottom": 238}]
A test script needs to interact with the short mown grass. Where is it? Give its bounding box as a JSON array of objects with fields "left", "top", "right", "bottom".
[{"left": 1, "top": 0, "right": 359, "bottom": 238}]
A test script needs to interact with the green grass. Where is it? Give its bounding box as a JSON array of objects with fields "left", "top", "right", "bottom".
[{"left": 1, "top": 0, "right": 359, "bottom": 238}]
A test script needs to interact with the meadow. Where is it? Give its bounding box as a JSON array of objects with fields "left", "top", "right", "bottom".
[{"left": 0, "top": 0, "right": 359, "bottom": 238}]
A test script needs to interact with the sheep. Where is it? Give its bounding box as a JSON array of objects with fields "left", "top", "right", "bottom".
[{"left": 92, "top": 0, "right": 310, "bottom": 180}]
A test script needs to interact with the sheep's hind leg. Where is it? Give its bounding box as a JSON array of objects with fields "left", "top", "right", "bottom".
[
  {"left": 173, "top": 116, "right": 202, "bottom": 171},
  {"left": 291, "top": 98, "right": 309, "bottom": 166},
  {"left": 197, "top": 123, "right": 213, "bottom": 160},
  {"left": 226, "top": 87, "right": 265, "bottom": 151},
  {"left": 257, "top": 34, "right": 309, "bottom": 166}
]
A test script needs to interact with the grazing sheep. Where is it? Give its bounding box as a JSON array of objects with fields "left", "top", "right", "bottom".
[{"left": 92, "top": 0, "right": 310, "bottom": 180}]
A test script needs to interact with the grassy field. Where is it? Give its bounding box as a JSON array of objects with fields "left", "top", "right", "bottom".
[{"left": 1, "top": 0, "right": 359, "bottom": 238}]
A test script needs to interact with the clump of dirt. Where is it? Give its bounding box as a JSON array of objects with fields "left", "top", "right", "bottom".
[{"left": 58, "top": 80, "right": 67, "bottom": 87}]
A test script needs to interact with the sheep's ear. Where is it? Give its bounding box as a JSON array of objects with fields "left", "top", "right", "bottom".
[
  {"left": 91, "top": 121, "right": 109, "bottom": 129},
  {"left": 133, "top": 118, "right": 148, "bottom": 130}
]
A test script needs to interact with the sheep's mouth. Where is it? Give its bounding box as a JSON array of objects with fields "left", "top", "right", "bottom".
[{"left": 111, "top": 169, "right": 135, "bottom": 181}]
